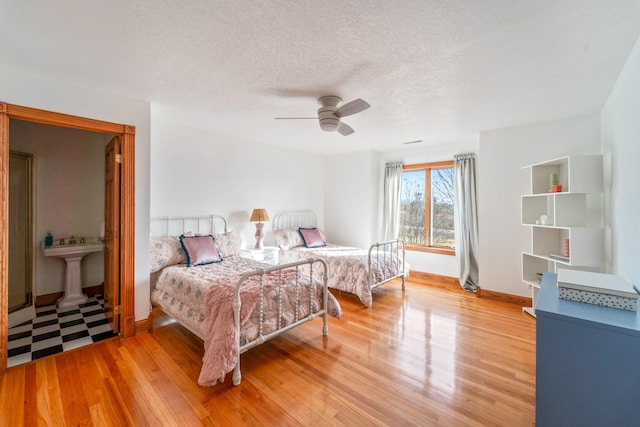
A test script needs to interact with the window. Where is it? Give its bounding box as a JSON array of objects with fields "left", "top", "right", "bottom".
[{"left": 400, "top": 161, "right": 455, "bottom": 255}]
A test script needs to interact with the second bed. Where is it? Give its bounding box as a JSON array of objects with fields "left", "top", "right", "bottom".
[{"left": 273, "top": 210, "right": 409, "bottom": 307}]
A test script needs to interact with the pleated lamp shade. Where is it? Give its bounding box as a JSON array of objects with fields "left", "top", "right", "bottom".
[{"left": 250, "top": 208, "right": 270, "bottom": 223}]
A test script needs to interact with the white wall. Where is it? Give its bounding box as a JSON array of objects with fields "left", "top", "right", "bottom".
[
  {"left": 324, "top": 151, "right": 380, "bottom": 248},
  {"left": 150, "top": 104, "right": 325, "bottom": 247},
  {"left": 478, "top": 114, "right": 601, "bottom": 297},
  {"left": 10, "top": 121, "right": 108, "bottom": 296},
  {"left": 601, "top": 35, "right": 640, "bottom": 286},
  {"left": 0, "top": 64, "right": 152, "bottom": 321}
]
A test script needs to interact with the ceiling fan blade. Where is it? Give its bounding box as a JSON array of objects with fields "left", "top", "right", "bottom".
[
  {"left": 337, "top": 122, "right": 355, "bottom": 136},
  {"left": 334, "top": 98, "right": 370, "bottom": 118},
  {"left": 274, "top": 117, "right": 318, "bottom": 120}
]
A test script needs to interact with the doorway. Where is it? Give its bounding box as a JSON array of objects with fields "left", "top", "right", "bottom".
[{"left": 0, "top": 102, "right": 136, "bottom": 373}]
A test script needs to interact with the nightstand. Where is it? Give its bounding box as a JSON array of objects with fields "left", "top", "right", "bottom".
[{"left": 240, "top": 246, "right": 279, "bottom": 265}]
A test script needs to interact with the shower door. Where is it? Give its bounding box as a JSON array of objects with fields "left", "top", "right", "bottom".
[{"left": 9, "top": 151, "right": 33, "bottom": 313}]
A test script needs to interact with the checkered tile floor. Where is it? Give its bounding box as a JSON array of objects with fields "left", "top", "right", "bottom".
[{"left": 7, "top": 295, "right": 117, "bottom": 368}]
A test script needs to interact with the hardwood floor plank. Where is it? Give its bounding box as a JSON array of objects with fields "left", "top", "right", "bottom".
[
  {"left": 97, "top": 340, "right": 152, "bottom": 427},
  {"left": 35, "top": 357, "right": 65, "bottom": 426},
  {"left": 115, "top": 344, "right": 185, "bottom": 426},
  {"left": 0, "top": 277, "right": 535, "bottom": 426},
  {"left": 56, "top": 352, "right": 93, "bottom": 426},
  {"left": 133, "top": 333, "right": 217, "bottom": 425},
  {"left": 120, "top": 335, "right": 206, "bottom": 426},
  {"left": 72, "top": 345, "right": 131, "bottom": 426},
  {"left": 23, "top": 363, "right": 38, "bottom": 426},
  {"left": 0, "top": 365, "right": 25, "bottom": 426},
  {"left": 239, "top": 349, "right": 349, "bottom": 425}
]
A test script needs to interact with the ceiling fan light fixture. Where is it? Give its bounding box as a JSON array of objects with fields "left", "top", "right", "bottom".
[
  {"left": 319, "top": 117, "right": 340, "bottom": 132},
  {"left": 318, "top": 106, "right": 340, "bottom": 132}
]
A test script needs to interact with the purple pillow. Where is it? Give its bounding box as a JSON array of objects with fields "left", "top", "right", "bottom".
[
  {"left": 299, "top": 227, "right": 326, "bottom": 248},
  {"left": 179, "top": 234, "right": 223, "bottom": 266}
]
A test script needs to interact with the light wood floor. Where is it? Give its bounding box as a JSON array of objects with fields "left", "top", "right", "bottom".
[{"left": 0, "top": 277, "right": 536, "bottom": 426}]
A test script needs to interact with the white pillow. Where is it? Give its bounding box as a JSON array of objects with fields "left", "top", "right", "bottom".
[
  {"left": 214, "top": 231, "right": 240, "bottom": 257},
  {"left": 149, "top": 237, "right": 186, "bottom": 273}
]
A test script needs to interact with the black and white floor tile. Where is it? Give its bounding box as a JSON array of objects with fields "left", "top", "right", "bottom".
[{"left": 7, "top": 295, "right": 117, "bottom": 368}]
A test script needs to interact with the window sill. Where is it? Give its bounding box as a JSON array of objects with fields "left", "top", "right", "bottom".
[{"left": 405, "top": 245, "right": 455, "bottom": 256}]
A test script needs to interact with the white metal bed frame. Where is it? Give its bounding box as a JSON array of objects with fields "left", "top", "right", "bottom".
[
  {"left": 272, "top": 210, "right": 407, "bottom": 295},
  {"left": 150, "top": 214, "right": 229, "bottom": 237},
  {"left": 150, "top": 214, "right": 331, "bottom": 386}
]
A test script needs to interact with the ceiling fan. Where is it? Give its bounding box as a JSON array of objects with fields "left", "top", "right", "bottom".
[{"left": 275, "top": 96, "right": 370, "bottom": 136}]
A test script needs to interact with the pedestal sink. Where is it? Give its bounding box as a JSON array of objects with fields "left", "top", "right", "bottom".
[{"left": 42, "top": 241, "right": 104, "bottom": 308}]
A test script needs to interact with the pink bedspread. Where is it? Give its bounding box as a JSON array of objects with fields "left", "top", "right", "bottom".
[{"left": 197, "top": 270, "right": 295, "bottom": 386}]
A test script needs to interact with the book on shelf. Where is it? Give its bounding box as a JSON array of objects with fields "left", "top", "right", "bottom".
[{"left": 549, "top": 253, "right": 570, "bottom": 262}]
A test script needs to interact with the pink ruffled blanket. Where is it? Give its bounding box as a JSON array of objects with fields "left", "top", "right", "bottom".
[{"left": 197, "top": 269, "right": 298, "bottom": 386}]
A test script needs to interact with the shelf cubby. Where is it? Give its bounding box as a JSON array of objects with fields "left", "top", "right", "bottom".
[
  {"left": 522, "top": 253, "right": 554, "bottom": 287},
  {"left": 528, "top": 155, "right": 603, "bottom": 195}
]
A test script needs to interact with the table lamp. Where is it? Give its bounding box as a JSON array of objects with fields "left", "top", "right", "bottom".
[{"left": 249, "top": 208, "right": 270, "bottom": 249}]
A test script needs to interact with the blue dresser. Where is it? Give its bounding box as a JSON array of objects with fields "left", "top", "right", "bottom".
[{"left": 535, "top": 273, "right": 640, "bottom": 426}]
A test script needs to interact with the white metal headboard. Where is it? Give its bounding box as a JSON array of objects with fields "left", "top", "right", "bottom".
[
  {"left": 272, "top": 210, "right": 317, "bottom": 230},
  {"left": 150, "top": 214, "right": 228, "bottom": 237}
]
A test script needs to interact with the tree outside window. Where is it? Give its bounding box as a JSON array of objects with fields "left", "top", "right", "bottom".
[{"left": 399, "top": 161, "right": 455, "bottom": 255}]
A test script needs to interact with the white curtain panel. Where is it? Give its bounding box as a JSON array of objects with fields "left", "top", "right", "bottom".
[
  {"left": 454, "top": 153, "right": 479, "bottom": 292},
  {"left": 382, "top": 162, "right": 403, "bottom": 241}
]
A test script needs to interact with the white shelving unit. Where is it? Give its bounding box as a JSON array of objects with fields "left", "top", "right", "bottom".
[{"left": 521, "top": 155, "right": 604, "bottom": 317}]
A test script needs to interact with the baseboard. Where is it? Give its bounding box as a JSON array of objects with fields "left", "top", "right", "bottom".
[
  {"left": 410, "top": 270, "right": 531, "bottom": 306},
  {"left": 135, "top": 317, "right": 152, "bottom": 335},
  {"left": 35, "top": 292, "right": 64, "bottom": 307},
  {"left": 83, "top": 283, "right": 105, "bottom": 297},
  {"left": 409, "top": 270, "right": 460, "bottom": 288},
  {"left": 35, "top": 283, "right": 105, "bottom": 307},
  {"left": 477, "top": 287, "right": 532, "bottom": 307}
]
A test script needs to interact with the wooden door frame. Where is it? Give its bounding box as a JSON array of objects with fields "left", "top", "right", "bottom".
[{"left": 0, "top": 102, "right": 136, "bottom": 373}]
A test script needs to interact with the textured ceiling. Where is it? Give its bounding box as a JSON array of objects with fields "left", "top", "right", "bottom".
[{"left": 1, "top": 1, "right": 639, "bottom": 156}]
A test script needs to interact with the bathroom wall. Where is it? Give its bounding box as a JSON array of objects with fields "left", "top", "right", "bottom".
[{"left": 9, "top": 119, "right": 109, "bottom": 297}]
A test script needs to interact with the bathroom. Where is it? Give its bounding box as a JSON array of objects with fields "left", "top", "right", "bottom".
[{"left": 8, "top": 119, "right": 113, "bottom": 328}]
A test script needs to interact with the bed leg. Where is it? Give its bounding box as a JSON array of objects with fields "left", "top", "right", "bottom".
[
  {"left": 402, "top": 275, "right": 406, "bottom": 290},
  {"left": 322, "top": 312, "right": 328, "bottom": 336},
  {"left": 232, "top": 361, "right": 242, "bottom": 386}
]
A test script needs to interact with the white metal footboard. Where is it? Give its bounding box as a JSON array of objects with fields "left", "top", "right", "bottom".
[
  {"left": 368, "top": 239, "right": 406, "bottom": 292},
  {"left": 231, "top": 258, "right": 328, "bottom": 386}
]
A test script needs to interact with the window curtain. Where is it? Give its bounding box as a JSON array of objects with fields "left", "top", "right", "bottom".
[
  {"left": 453, "top": 153, "right": 479, "bottom": 292},
  {"left": 382, "top": 162, "right": 403, "bottom": 241}
]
